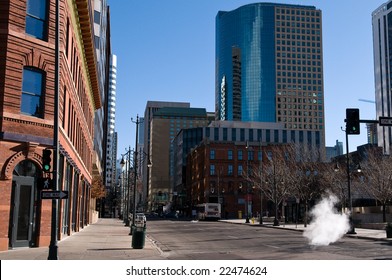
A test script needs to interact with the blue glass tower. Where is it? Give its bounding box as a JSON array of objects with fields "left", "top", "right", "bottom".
[{"left": 216, "top": 3, "right": 324, "bottom": 135}]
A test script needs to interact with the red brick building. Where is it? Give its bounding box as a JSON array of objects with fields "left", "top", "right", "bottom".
[
  {"left": 186, "top": 140, "right": 287, "bottom": 219},
  {"left": 0, "top": 0, "right": 101, "bottom": 251}
]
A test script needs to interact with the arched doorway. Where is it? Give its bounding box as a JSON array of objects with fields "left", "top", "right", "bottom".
[{"left": 9, "top": 160, "right": 40, "bottom": 248}]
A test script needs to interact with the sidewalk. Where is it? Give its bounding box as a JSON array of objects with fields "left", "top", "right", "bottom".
[
  {"left": 0, "top": 218, "right": 164, "bottom": 260},
  {"left": 1, "top": 218, "right": 390, "bottom": 260},
  {"left": 219, "top": 218, "right": 391, "bottom": 241}
]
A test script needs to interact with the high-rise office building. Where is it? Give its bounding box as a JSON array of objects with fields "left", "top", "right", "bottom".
[
  {"left": 105, "top": 55, "right": 118, "bottom": 201},
  {"left": 372, "top": 0, "right": 392, "bottom": 154},
  {"left": 142, "top": 102, "right": 210, "bottom": 212},
  {"left": 142, "top": 101, "right": 191, "bottom": 210},
  {"left": 216, "top": 3, "right": 324, "bottom": 147}
]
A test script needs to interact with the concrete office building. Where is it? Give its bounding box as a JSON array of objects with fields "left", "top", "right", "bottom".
[
  {"left": 144, "top": 103, "right": 210, "bottom": 212},
  {"left": 372, "top": 0, "right": 392, "bottom": 154},
  {"left": 141, "top": 101, "right": 191, "bottom": 210},
  {"left": 103, "top": 54, "right": 118, "bottom": 216},
  {"left": 93, "top": 0, "right": 116, "bottom": 217}
]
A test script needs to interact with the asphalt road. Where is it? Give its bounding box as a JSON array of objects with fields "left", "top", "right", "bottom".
[{"left": 147, "top": 219, "right": 392, "bottom": 260}]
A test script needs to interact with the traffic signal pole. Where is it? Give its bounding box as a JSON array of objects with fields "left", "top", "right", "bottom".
[
  {"left": 48, "top": 0, "right": 60, "bottom": 260},
  {"left": 344, "top": 109, "right": 378, "bottom": 235}
]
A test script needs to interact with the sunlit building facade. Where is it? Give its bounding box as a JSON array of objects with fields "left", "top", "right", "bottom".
[
  {"left": 372, "top": 0, "right": 392, "bottom": 154},
  {"left": 0, "top": 0, "right": 101, "bottom": 251}
]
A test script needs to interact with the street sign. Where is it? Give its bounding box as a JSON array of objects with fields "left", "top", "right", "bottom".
[
  {"left": 379, "top": 117, "right": 392, "bottom": 126},
  {"left": 41, "top": 190, "right": 68, "bottom": 200}
]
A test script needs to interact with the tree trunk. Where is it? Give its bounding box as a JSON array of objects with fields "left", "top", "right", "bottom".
[
  {"left": 304, "top": 201, "right": 308, "bottom": 228},
  {"left": 383, "top": 203, "right": 386, "bottom": 223}
]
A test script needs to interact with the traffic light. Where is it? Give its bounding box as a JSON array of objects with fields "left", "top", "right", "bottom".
[
  {"left": 346, "top": 108, "right": 360, "bottom": 135},
  {"left": 42, "top": 149, "right": 52, "bottom": 172},
  {"left": 37, "top": 177, "right": 53, "bottom": 190}
]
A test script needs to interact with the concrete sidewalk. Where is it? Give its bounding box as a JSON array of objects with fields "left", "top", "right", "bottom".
[
  {"left": 219, "top": 218, "right": 392, "bottom": 241},
  {"left": 0, "top": 218, "right": 164, "bottom": 260}
]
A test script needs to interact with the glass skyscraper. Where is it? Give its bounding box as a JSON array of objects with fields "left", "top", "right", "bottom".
[{"left": 216, "top": 3, "right": 324, "bottom": 136}]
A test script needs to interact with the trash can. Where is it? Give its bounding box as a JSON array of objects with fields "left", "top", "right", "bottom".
[{"left": 132, "top": 224, "right": 146, "bottom": 249}]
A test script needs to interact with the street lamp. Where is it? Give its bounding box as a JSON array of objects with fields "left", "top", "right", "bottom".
[
  {"left": 273, "top": 163, "right": 279, "bottom": 226},
  {"left": 258, "top": 140, "right": 263, "bottom": 224},
  {"left": 238, "top": 183, "right": 246, "bottom": 220},
  {"left": 120, "top": 147, "right": 132, "bottom": 226},
  {"left": 245, "top": 142, "right": 251, "bottom": 223},
  {"left": 117, "top": 174, "right": 123, "bottom": 219},
  {"left": 129, "top": 115, "right": 141, "bottom": 235},
  {"left": 267, "top": 154, "right": 279, "bottom": 226},
  {"left": 334, "top": 159, "right": 361, "bottom": 234},
  {"left": 130, "top": 115, "right": 152, "bottom": 235}
]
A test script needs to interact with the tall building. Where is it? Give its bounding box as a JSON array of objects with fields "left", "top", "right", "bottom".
[
  {"left": 93, "top": 1, "right": 118, "bottom": 217},
  {"left": 326, "top": 140, "right": 344, "bottom": 162},
  {"left": 142, "top": 102, "right": 210, "bottom": 212},
  {"left": 141, "top": 101, "right": 191, "bottom": 210},
  {"left": 104, "top": 54, "right": 118, "bottom": 215},
  {"left": 93, "top": 0, "right": 109, "bottom": 176},
  {"left": 372, "top": 0, "right": 392, "bottom": 154},
  {"left": 216, "top": 3, "right": 325, "bottom": 152},
  {"left": 0, "top": 0, "right": 101, "bottom": 251}
]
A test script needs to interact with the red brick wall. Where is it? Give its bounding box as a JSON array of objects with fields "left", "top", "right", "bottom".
[{"left": 0, "top": 0, "right": 98, "bottom": 251}]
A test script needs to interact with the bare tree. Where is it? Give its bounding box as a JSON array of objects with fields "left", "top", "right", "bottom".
[
  {"left": 360, "top": 151, "right": 392, "bottom": 222},
  {"left": 320, "top": 161, "right": 347, "bottom": 212},
  {"left": 287, "top": 144, "right": 324, "bottom": 227},
  {"left": 246, "top": 144, "right": 294, "bottom": 225}
]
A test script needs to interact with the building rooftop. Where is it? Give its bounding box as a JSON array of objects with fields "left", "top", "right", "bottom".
[{"left": 154, "top": 107, "right": 207, "bottom": 118}]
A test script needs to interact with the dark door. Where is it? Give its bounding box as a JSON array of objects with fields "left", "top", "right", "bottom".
[{"left": 9, "top": 176, "right": 35, "bottom": 248}]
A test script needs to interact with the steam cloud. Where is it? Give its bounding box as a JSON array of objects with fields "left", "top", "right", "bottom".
[{"left": 303, "top": 193, "right": 350, "bottom": 246}]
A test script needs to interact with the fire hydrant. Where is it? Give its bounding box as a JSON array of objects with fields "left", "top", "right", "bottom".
[{"left": 251, "top": 217, "right": 255, "bottom": 224}]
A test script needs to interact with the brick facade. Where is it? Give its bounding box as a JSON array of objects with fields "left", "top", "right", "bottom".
[{"left": 0, "top": 0, "right": 100, "bottom": 251}]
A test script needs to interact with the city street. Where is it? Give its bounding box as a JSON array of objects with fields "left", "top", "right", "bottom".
[
  {"left": 1, "top": 218, "right": 391, "bottom": 260},
  {"left": 148, "top": 219, "right": 392, "bottom": 260}
]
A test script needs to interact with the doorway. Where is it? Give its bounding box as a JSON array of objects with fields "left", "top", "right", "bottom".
[{"left": 9, "top": 160, "right": 39, "bottom": 248}]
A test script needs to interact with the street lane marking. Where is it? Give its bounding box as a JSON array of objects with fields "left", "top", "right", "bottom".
[
  {"left": 227, "top": 235, "right": 239, "bottom": 239},
  {"left": 264, "top": 244, "right": 280, "bottom": 249}
]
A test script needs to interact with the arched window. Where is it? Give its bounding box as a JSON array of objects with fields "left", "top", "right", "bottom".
[{"left": 13, "top": 160, "right": 39, "bottom": 177}]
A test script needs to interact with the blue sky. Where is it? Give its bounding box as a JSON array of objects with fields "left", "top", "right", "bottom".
[{"left": 107, "top": 0, "right": 385, "bottom": 158}]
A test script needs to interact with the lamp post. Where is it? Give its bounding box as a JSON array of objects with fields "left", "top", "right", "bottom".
[
  {"left": 345, "top": 129, "right": 359, "bottom": 234},
  {"left": 335, "top": 140, "right": 360, "bottom": 234},
  {"left": 258, "top": 140, "right": 263, "bottom": 224},
  {"left": 273, "top": 162, "right": 279, "bottom": 226},
  {"left": 130, "top": 115, "right": 145, "bottom": 235},
  {"left": 238, "top": 183, "right": 246, "bottom": 220},
  {"left": 245, "top": 142, "right": 250, "bottom": 223},
  {"left": 266, "top": 153, "right": 279, "bottom": 227},
  {"left": 117, "top": 174, "right": 123, "bottom": 219},
  {"left": 120, "top": 147, "right": 132, "bottom": 226}
]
